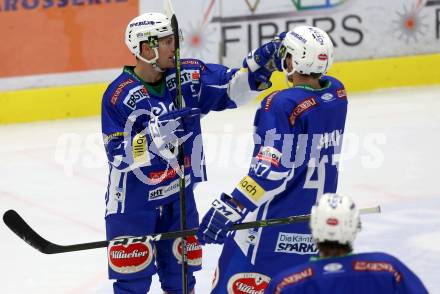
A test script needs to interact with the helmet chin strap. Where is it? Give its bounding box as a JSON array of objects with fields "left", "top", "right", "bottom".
[
  {"left": 136, "top": 48, "right": 165, "bottom": 72},
  {"left": 282, "top": 61, "right": 296, "bottom": 88}
]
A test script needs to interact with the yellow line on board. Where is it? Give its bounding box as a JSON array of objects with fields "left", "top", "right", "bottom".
[
  {"left": 258, "top": 53, "right": 440, "bottom": 100},
  {"left": 1, "top": 53, "right": 439, "bottom": 124},
  {"left": 0, "top": 83, "right": 107, "bottom": 124}
]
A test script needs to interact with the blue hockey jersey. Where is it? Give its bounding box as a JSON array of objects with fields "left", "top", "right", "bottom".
[
  {"left": 101, "top": 60, "right": 257, "bottom": 215},
  {"left": 265, "top": 252, "right": 429, "bottom": 294},
  {"left": 230, "top": 76, "right": 348, "bottom": 267}
]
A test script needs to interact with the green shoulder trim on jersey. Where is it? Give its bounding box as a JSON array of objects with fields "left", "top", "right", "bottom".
[
  {"left": 310, "top": 253, "right": 352, "bottom": 262},
  {"left": 123, "top": 66, "right": 166, "bottom": 97},
  {"left": 294, "top": 79, "right": 331, "bottom": 91}
]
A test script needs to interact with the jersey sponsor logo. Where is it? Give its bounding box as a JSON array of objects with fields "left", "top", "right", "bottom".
[
  {"left": 111, "top": 78, "right": 134, "bottom": 106},
  {"left": 166, "top": 70, "right": 200, "bottom": 90},
  {"left": 150, "top": 101, "right": 176, "bottom": 117},
  {"left": 264, "top": 91, "right": 280, "bottom": 111},
  {"left": 123, "top": 85, "right": 149, "bottom": 110},
  {"left": 353, "top": 261, "right": 402, "bottom": 283},
  {"left": 323, "top": 262, "right": 344, "bottom": 272},
  {"left": 320, "top": 92, "right": 335, "bottom": 102},
  {"left": 245, "top": 228, "right": 258, "bottom": 245},
  {"left": 148, "top": 168, "right": 177, "bottom": 184},
  {"left": 172, "top": 236, "right": 202, "bottom": 266},
  {"left": 182, "top": 59, "right": 200, "bottom": 66},
  {"left": 182, "top": 59, "right": 206, "bottom": 71},
  {"left": 275, "top": 232, "right": 318, "bottom": 255},
  {"left": 227, "top": 272, "right": 270, "bottom": 294},
  {"left": 336, "top": 88, "right": 347, "bottom": 99},
  {"left": 132, "top": 133, "right": 148, "bottom": 162},
  {"left": 103, "top": 132, "right": 126, "bottom": 145},
  {"left": 148, "top": 175, "right": 191, "bottom": 201},
  {"left": 192, "top": 71, "right": 200, "bottom": 81},
  {"left": 289, "top": 97, "right": 317, "bottom": 126},
  {"left": 237, "top": 176, "right": 265, "bottom": 203},
  {"left": 256, "top": 146, "right": 282, "bottom": 167},
  {"left": 107, "top": 236, "right": 153, "bottom": 274},
  {"left": 275, "top": 267, "right": 313, "bottom": 292}
]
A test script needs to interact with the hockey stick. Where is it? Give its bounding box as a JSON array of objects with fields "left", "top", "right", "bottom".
[
  {"left": 3, "top": 205, "right": 380, "bottom": 255},
  {"left": 164, "top": 1, "right": 189, "bottom": 293}
]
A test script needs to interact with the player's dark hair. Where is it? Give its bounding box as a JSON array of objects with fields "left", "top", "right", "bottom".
[
  {"left": 297, "top": 72, "right": 322, "bottom": 79},
  {"left": 317, "top": 241, "right": 352, "bottom": 257}
]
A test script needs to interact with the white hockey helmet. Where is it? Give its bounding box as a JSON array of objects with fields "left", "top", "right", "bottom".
[
  {"left": 310, "top": 193, "right": 361, "bottom": 247},
  {"left": 279, "top": 25, "right": 334, "bottom": 76},
  {"left": 125, "top": 12, "right": 173, "bottom": 67}
]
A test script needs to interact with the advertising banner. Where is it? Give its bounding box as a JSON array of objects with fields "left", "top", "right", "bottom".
[
  {"left": 171, "top": 0, "right": 440, "bottom": 67},
  {"left": 1, "top": 0, "right": 439, "bottom": 83},
  {"left": 0, "top": 0, "right": 138, "bottom": 78}
]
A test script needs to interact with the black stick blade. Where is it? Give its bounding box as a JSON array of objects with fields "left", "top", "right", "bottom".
[
  {"left": 3, "top": 210, "right": 54, "bottom": 254},
  {"left": 3, "top": 210, "right": 109, "bottom": 254}
]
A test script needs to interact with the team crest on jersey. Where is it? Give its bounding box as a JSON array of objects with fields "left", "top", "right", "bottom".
[
  {"left": 123, "top": 85, "right": 149, "bottom": 110},
  {"left": 227, "top": 272, "right": 270, "bottom": 294},
  {"left": 172, "top": 236, "right": 202, "bottom": 266},
  {"left": 108, "top": 236, "right": 153, "bottom": 274},
  {"left": 320, "top": 93, "right": 335, "bottom": 102},
  {"left": 256, "top": 146, "right": 282, "bottom": 166},
  {"left": 323, "top": 262, "right": 344, "bottom": 272}
]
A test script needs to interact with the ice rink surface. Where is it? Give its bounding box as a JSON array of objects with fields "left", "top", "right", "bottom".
[{"left": 1, "top": 85, "right": 439, "bottom": 293}]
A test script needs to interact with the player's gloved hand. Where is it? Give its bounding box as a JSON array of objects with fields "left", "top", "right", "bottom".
[
  {"left": 197, "top": 193, "right": 246, "bottom": 245},
  {"left": 243, "top": 32, "right": 285, "bottom": 90},
  {"left": 146, "top": 107, "right": 200, "bottom": 161}
]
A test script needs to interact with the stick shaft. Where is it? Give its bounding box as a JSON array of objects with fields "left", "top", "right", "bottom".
[{"left": 3, "top": 206, "right": 380, "bottom": 254}]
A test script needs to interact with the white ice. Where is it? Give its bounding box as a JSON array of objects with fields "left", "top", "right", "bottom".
[{"left": 1, "top": 85, "right": 439, "bottom": 293}]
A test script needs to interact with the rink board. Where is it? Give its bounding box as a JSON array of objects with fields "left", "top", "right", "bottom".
[{"left": 1, "top": 53, "right": 439, "bottom": 124}]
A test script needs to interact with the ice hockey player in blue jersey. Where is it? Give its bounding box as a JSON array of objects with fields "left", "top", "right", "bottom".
[
  {"left": 101, "top": 11, "right": 281, "bottom": 294},
  {"left": 265, "top": 193, "right": 429, "bottom": 294},
  {"left": 196, "top": 26, "right": 348, "bottom": 293}
]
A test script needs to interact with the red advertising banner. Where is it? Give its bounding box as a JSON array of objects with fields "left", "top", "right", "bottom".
[{"left": 0, "top": 0, "right": 138, "bottom": 78}]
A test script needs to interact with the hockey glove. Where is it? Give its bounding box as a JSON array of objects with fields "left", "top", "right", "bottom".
[
  {"left": 243, "top": 33, "right": 285, "bottom": 91},
  {"left": 146, "top": 107, "right": 201, "bottom": 161},
  {"left": 197, "top": 193, "right": 246, "bottom": 245}
]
